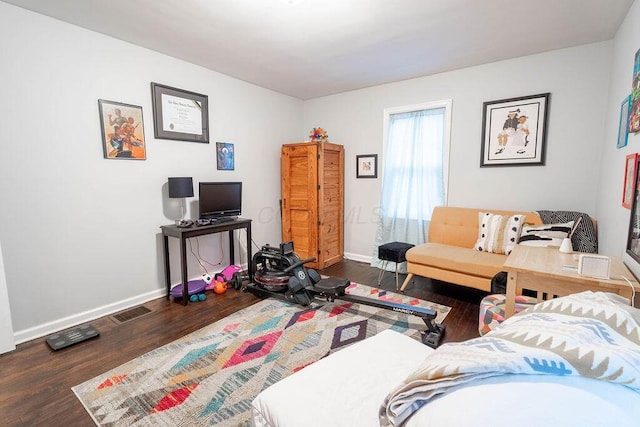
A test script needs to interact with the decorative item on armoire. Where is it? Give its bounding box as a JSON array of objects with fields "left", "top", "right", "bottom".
[{"left": 309, "top": 127, "right": 328, "bottom": 142}]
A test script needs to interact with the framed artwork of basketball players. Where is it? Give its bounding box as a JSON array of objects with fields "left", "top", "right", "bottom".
[{"left": 98, "top": 99, "right": 146, "bottom": 160}]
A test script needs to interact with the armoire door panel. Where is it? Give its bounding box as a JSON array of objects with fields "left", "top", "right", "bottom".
[{"left": 282, "top": 141, "right": 343, "bottom": 269}]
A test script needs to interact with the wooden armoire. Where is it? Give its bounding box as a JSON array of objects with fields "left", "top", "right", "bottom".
[{"left": 281, "top": 141, "right": 344, "bottom": 269}]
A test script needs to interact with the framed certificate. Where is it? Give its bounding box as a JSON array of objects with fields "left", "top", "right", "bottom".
[{"left": 151, "top": 82, "right": 209, "bottom": 143}]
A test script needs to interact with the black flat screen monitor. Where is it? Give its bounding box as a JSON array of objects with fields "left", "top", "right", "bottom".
[{"left": 199, "top": 182, "right": 242, "bottom": 219}]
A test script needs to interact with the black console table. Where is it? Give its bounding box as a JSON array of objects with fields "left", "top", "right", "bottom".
[{"left": 161, "top": 218, "right": 252, "bottom": 305}]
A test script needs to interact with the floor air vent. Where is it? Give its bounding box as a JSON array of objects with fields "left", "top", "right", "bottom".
[{"left": 111, "top": 306, "right": 152, "bottom": 324}]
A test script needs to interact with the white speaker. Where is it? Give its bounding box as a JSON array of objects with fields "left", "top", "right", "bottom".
[{"left": 578, "top": 254, "right": 610, "bottom": 279}]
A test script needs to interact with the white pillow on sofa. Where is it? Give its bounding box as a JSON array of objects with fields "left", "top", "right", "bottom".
[
  {"left": 518, "top": 221, "right": 574, "bottom": 247},
  {"left": 474, "top": 212, "right": 525, "bottom": 255}
]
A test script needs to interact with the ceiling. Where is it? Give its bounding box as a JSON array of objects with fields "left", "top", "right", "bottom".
[{"left": 2, "top": 0, "right": 634, "bottom": 100}]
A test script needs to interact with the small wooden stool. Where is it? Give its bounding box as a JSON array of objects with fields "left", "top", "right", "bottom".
[{"left": 377, "top": 242, "right": 414, "bottom": 290}]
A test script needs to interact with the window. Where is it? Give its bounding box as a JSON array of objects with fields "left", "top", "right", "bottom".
[
  {"left": 380, "top": 100, "right": 451, "bottom": 222},
  {"left": 371, "top": 100, "right": 451, "bottom": 268}
]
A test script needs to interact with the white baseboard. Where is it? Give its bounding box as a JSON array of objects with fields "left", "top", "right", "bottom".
[
  {"left": 344, "top": 252, "right": 372, "bottom": 264},
  {"left": 13, "top": 288, "right": 166, "bottom": 345}
]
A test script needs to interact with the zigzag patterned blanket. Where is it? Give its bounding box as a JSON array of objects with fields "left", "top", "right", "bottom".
[{"left": 380, "top": 291, "right": 640, "bottom": 427}]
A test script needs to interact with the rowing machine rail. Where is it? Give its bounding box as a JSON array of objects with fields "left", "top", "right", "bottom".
[{"left": 244, "top": 242, "right": 445, "bottom": 348}]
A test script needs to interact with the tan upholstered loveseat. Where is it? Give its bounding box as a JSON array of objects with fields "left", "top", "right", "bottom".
[{"left": 399, "top": 206, "right": 543, "bottom": 293}]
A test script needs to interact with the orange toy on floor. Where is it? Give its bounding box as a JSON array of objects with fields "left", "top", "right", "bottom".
[{"left": 212, "top": 273, "right": 228, "bottom": 294}]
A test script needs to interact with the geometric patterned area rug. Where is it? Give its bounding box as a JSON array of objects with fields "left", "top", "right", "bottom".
[{"left": 72, "top": 283, "right": 450, "bottom": 426}]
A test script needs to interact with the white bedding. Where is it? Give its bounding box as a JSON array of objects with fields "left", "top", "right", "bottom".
[
  {"left": 251, "top": 329, "right": 430, "bottom": 427},
  {"left": 407, "top": 374, "right": 640, "bottom": 426},
  {"left": 252, "top": 329, "right": 640, "bottom": 427},
  {"left": 383, "top": 291, "right": 640, "bottom": 425}
]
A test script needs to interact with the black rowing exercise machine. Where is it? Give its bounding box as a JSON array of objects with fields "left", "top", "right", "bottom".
[{"left": 241, "top": 241, "right": 445, "bottom": 348}]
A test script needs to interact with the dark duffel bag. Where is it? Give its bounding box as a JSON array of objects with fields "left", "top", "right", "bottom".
[
  {"left": 490, "top": 271, "right": 507, "bottom": 294},
  {"left": 490, "top": 271, "right": 536, "bottom": 297}
]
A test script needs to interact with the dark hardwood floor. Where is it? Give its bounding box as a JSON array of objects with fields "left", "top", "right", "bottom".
[{"left": 0, "top": 259, "right": 487, "bottom": 426}]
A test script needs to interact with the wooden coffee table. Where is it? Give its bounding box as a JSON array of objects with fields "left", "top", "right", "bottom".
[{"left": 502, "top": 245, "right": 640, "bottom": 318}]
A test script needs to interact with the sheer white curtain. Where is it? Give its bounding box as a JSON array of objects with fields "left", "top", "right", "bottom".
[{"left": 371, "top": 104, "right": 449, "bottom": 271}]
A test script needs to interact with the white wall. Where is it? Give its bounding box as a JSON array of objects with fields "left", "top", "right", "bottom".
[
  {"left": 597, "top": 1, "right": 640, "bottom": 268},
  {"left": 304, "top": 43, "right": 612, "bottom": 260},
  {"left": 0, "top": 3, "right": 302, "bottom": 342}
]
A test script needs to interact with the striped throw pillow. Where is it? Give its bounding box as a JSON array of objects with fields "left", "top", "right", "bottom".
[
  {"left": 518, "top": 221, "right": 574, "bottom": 247},
  {"left": 474, "top": 212, "right": 526, "bottom": 255}
]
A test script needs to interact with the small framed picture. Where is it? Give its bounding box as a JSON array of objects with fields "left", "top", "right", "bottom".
[
  {"left": 356, "top": 154, "right": 378, "bottom": 178},
  {"left": 216, "top": 142, "right": 235, "bottom": 170},
  {"left": 623, "top": 153, "right": 638, "bottom": 209},
  {"left": 98, "top": 99, "right": 146, "bottom": 160},
  {"left": 617, "top": 95, "right": 631, "bottom": 148},
  {"left": 480, "top": 93, "right": 550, "bottom": 167},
  {"left": 629, "top": 48, "right": 640, "bottom": 133},
  {"left": 150, "top": 82, "right": 209, "bottom": 143}
]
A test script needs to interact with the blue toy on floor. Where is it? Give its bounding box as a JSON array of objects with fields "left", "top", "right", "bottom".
[{"left": 189, "top": 293, "right": 206, "bottom": 302}]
